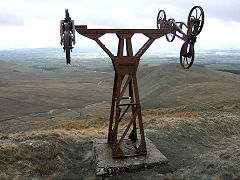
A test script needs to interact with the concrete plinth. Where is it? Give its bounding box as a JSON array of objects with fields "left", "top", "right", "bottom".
[{"left": 93, "top": 137, "right": 168, "bottom": 176}]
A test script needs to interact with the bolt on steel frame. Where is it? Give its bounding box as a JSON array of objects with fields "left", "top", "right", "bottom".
[{"left": 60, "top": 6, "right": 204, "bottom": 158}]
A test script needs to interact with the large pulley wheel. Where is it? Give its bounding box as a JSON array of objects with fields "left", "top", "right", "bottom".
[
  {"left": 187, "top": 6, "right": 204, "bottom": 36},
  {"left": 60, "top": 9, "right": 75, "bottom": 64},
  {"left": 180, "top": 42, "right": 195, "bottom": 69},
  {"left": 166, "top": 18, "right": 176, "bottom": 42},
  {"left": 157, "top": 10, "right": 166, "bottom": 29},
  {"left": 63, "top": 31, "right": 69, "bottom": 48},
  {"left": 64, "top": 31, "right": 71, "bottom": 64}
]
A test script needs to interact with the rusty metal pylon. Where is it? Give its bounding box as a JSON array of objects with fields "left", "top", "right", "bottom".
[
  {"left": 60, "top": 6, "right": 204, "bottom": 158},
  {"left": 75, "top": 28, "right": 171, "bottom": 157}
]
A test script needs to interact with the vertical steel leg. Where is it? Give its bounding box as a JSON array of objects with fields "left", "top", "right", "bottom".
[
  {"left": 108, "top": 72, "right": 117, "bottom": 143},
  {"left": 106, "top": 34, "right": 151, "bottom": 157},
  {"left": 112, "top": 75, "right": 123, "bottom": 157},
  {"left": 133, "top": 74, "right": 147, "bottom": 154},
  {"left": 128, "top": 79, "right": 137, "bottom": 142}
]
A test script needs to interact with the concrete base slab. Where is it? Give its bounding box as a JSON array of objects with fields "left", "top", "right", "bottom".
[{"left": 93, "top": 137, "right": 168, "bottom": 176}]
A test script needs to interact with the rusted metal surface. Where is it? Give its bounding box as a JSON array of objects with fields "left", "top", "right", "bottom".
[
  {"left": 59, "top": 7, "right": 204, "bottom": 158},
  {"left": 103, "top": 32, "right": 167, "bottom": 157},
  {"left": 75, "top": 28, "right": 172, "bottom": 35},
  {"left": 77, "top": 29, "right": 169, "bottom": 157}
]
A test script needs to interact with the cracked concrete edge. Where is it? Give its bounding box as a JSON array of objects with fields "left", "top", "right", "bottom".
[{"left": 93, "top": 137, "right": 168, "bottom": 176}]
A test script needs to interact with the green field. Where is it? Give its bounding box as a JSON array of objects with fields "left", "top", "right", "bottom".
[{"left": 0, "top": 48, "right": 240, "bottom": 73}]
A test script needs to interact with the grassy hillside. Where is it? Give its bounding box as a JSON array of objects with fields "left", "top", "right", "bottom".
[
  {"left": 0, "top": 60, "right": 240, "bottom": 179},
  {"left": 0, "top": 60, "right": 239, "bottom": 133},
  {"left": 0, "top": 60, "right": 35, "bottom": 73},
  {"left": 0, "top": 60, "right": 112, "bottom": 124},
  {"left": 138, "top": 63, "right": 240, "bottom": 109},
  {"left": 0, "top": 108, "right": 239, "bottom": 179}
]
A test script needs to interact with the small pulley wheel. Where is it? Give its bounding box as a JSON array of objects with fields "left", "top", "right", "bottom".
[
  {"left": 180, "top": 42, "right": 195, "bottom": 69},
  {"left": 166, "top": 18, "right": 176, "bottom": 42},
  {"left": 187, "top": 6, "right": 204, "bottom": 36},
  {"left": 157, "top": 10, "right": 166, "bottom": 29}
]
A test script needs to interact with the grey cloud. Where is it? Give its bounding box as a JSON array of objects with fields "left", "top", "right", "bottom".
[
  {"left": 177, "top": 0, "right": 240, "bottom": 22},
  {"left": 44, "top": 0, "right": 240, "bottom": 23},
  {"left": 0, "top": 12, "right": 25, "bottom": 26},
  {"left": 204, "top": 1, "right": 240, "bottom": 22},
  {"left": 145, "top": 0, "right": 240, "bottom": 22},
  {"left": 79, "top": 12, "right": 132, "bottom": 28}
]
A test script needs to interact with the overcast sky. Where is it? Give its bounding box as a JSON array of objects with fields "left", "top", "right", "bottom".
[{"left": 0, "top": 0, "right": 240, "bottom": 51}]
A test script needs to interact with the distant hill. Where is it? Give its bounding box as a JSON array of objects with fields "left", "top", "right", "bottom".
[
  {"left": 0, "top": 60, "right": 239, "bottom": 128},
  {"left": 138, "top": 63, "right": 240, "bottom": 109},
  {"left": 0, "top": 59, "right": 34, "bottom": 73}
]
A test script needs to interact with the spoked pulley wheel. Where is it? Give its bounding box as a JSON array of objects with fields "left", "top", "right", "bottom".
[
  {"left": 187, "top": 6, "right": 204, "bottom": 36},
  {"left": 157, "top": 10, "right": 166, "bottom": 29},
  {"left": 180, "top": 42, "right": 195, "bottom": 69},
  {"left": 64, "top": 31, "right": 71, "bottom": 64},
  {"left": 166, "top": 18, "right": 176, "bottom": 42}
]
